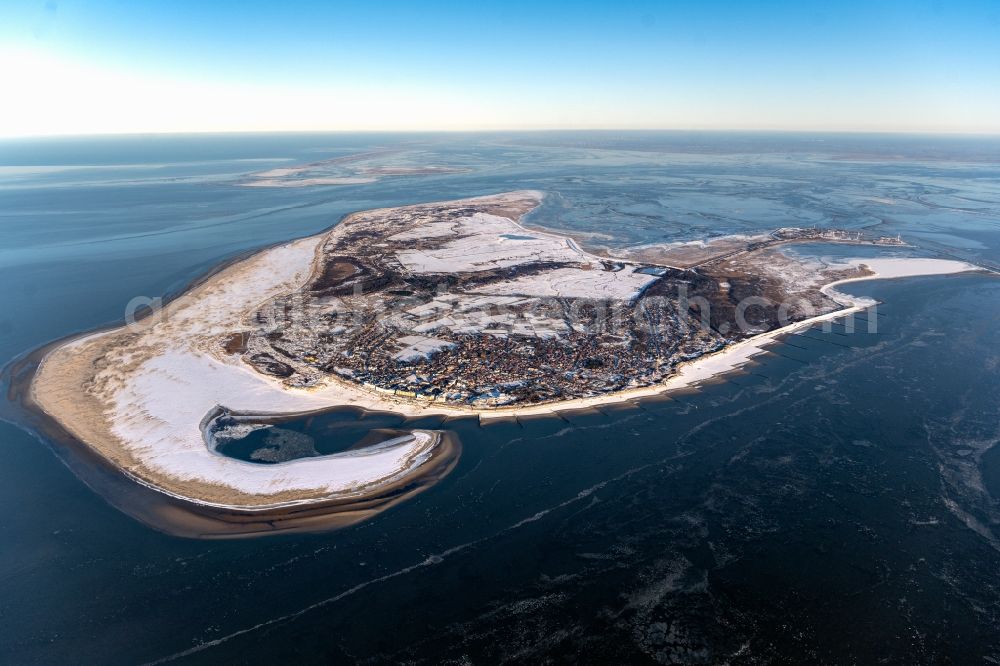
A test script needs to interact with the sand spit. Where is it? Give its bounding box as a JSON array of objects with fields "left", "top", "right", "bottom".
[
  {"left": 25, "top": 195, "right": 551, "bottom": 525},
  {"left": 6, "top": 354, "right": 461, "bottom": 538},
  {"left": 237, "top": 150, "right": 465, "bottom": 188},
  {"left": 21, "top": 186, "right": 984, "bottom": 534},
  {"left": 240, "top": 176, "right": 378, "bottom": 187}
]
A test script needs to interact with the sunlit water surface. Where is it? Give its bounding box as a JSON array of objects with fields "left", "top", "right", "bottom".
[{"left": 2, "top": 132, "right": 1000, "bottom": 663}]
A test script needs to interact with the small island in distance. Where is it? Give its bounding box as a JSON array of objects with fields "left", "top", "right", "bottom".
[{"left": 22, "top": 190, "right": 982, "bottom": 535}]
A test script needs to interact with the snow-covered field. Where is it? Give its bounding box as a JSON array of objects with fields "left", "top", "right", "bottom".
[
  {"left": 476, "top": 255, "right": 982, "bottom": 419},
  {"left": 35, "top": 220, "right": 444, "bottom": 508},
  {"left": 394, "top": 294, "right": 566, "bottom": 338},
  {"left": 470, "top": 266, "right": 658, "bottom": 301},
  {"left": 392, "top": 210, "right": 657, "bottom": 300},
  {"left": 31, "top": 183, "right": 984, "bottom": 508},
  {"left": 394, "top": 212, "right": 591, "bottom": 273},
  {"left": 844, "top": 257, "right": 977, "bottom": 280},
  {"left": 392, "top": 335, "right": 456, "bottom": 362}
]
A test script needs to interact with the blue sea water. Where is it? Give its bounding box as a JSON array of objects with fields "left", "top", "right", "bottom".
[{"left": 1, "top": 132, "right": 1000, "bottom": 663}]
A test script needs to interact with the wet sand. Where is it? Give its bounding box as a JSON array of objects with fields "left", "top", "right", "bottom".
[
  {"left": 5, "top": 346, "right": 461, "bottom": 538},
  {"left": 9, "top": 186, "right": 985, "bottom": 537}
]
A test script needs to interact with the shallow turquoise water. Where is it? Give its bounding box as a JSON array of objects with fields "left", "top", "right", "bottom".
[{"left": 1, "top": 132, "right": 999, "bottom": 663}]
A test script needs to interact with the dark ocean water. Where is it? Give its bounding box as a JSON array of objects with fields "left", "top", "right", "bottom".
[{"left": 1, "top": 132, "right": 999, "bottom": 664}]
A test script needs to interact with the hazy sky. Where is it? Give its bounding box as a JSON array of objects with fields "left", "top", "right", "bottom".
[{"left": 2, "top": 0, "right": 999, "bottom": 137}]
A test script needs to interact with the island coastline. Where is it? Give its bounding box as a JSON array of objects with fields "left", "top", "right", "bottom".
[{"left": 8, "top": 190, "right": 987, "bottom": 536}]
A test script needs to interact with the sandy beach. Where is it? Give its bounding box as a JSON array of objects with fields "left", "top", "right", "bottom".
[
  {"left": 26, "top": 189, "right": 984, "bottom": 517},
  {"left": 28, "top": 210, "right": 458, "bottom": 512}
]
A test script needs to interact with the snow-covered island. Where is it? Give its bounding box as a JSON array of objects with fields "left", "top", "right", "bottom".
[{"left": 25, "top": 191, "right": 983, "bottom": 532}]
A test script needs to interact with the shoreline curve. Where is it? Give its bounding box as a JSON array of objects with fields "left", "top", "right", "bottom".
[{"left": 4, "top": 189, "right": 988, "bottom": 537}]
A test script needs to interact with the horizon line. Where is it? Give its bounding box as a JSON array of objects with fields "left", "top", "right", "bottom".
[{"left": 4, "top": 127, "right": 1000, "bottom": 141}]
